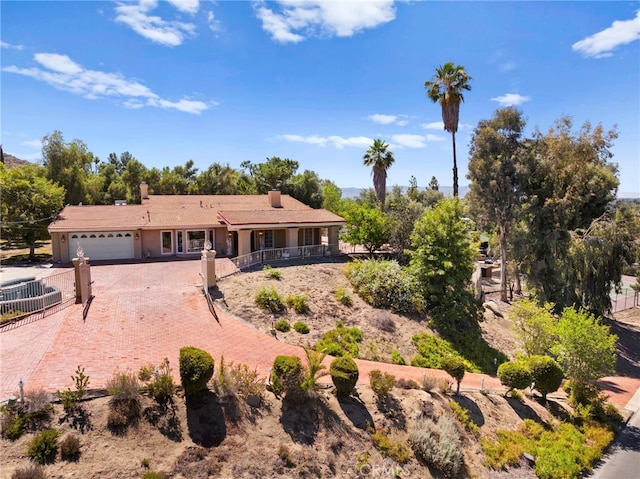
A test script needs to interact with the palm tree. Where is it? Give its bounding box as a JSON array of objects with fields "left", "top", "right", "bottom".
[
  {"left": 424, "top": 62, "right": 472, "bottom": 197},
  {"left": 363, "top": 139, "right": 395, "bottom": 209}
]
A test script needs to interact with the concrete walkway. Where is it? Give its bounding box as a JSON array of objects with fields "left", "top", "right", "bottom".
[{"left": 1, "top": 260, "right": 638, "bottom": 413}]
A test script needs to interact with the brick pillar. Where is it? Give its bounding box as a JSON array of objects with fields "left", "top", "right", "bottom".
[
  {"left": 72, "top": 257, "right": 91, "bottom": 304},
  {"left": 201, "top": 250, "right": 217, "bottom": 289}
]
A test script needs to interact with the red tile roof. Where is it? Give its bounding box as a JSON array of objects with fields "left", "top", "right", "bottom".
[{"left": 48, "top": 194, "right": 344, "bottom": 232}]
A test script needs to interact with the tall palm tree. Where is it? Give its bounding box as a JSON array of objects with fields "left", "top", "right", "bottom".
[
  {"left": 425, "top": 62, "right": 472, "bottom": 197},
  {"left": 363, "top": 139, "right": 395, "bottom": 209}
]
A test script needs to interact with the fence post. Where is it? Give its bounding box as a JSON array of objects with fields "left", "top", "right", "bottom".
[
  {"left": 201, "top": 249, "right": 217, "bottom": 289},
  {"left": 72, "top": 257, "right": 91, "bottom": 304}
]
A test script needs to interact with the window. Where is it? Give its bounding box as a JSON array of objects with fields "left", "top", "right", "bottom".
[
  {"left": 304, "top": 228, "right": 313, "bottom": 246},
  {"left": 187, "top": 230, "right": 205, "bottom": 253},
  {"left": 161, "top": 231, "right": 173, "bottom": 254}
]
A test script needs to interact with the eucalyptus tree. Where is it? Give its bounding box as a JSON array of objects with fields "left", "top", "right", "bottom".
[
  {"left": 363, "top": 139, "right": 395, "bottom": 209},
  {"left": 467, "top": 107, "right": 526, "bottom": 301},
  {"left": 517, "top": 117, "right": 619, "bottom": 311},
  {"left": 424, "top": 63, "right": 472, "bottom": 197}
]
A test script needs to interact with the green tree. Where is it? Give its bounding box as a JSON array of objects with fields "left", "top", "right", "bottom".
[
  {"left": 340, "top": 201, "right": 390, "bottom": 254},
  {"left": 385, "top": 189, "right": 424, "bottom": 264},
  {"left": 424, "top": 63, "right": 472, "bottom": 197},
  {"left": 517, "top": 118, "right": 619, "bottom": 311},
  {"left": 0, "top": 164, "right": 65, "bottom": 260},
  {"left": 567, "top": 204, "right": 639, "bottom": 316},
  {"left": 441, "top": 356, "right": 465, "bottom": 395},
  {"left": 195, "top": 163, "right": 246, "bottom": 195},
  {"left": 467, "top": 107, "right": 526, "bottom": 301},
  {"left": 41, "top": 130, "right": 96, "bottom": 205},
  {"left": 121, "top": 159, "right": 147, "bottom": 204},
  {"left": 528, "top": 355, "right": 564, "bottom": 401},
  {"left": 511, "top": 299, "right": 557, "bottom": 357},
  {"left": 251, "top": 156, "right": 299, "bottom": 193},
  {"left": 363, "top": 139, "right": 395, "bottom": 209},
  {"left": 552, "top": 307, "right": 617, "bottom": 403},
  {"left": 286, "top": 170, "right": 324, "bottom": 208},
  {"left": 409, "top": 198, "right": 474, "bottom": 307},
  {"left": 321, "top": 180, "right": 344, "bottom": 214}
]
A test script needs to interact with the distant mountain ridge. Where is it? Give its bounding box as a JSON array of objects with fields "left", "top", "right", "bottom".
[{"left": 1, "top": 151, "right": 32, "bottom": 169}]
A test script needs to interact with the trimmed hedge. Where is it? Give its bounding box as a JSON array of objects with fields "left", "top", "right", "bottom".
[
  {"left": 271, "top": 355, "right": 304, "bottom": 400},
  {"left": 330, "top": 356, "right": 359, "bottom": 397},
  {"left": 498, "top": 361, "right": 532, "bottom": 392},
  {"left": 179, "top": 347, "right": 214, "bottom": 396},
  {"left": 529, "top": 355, "right": 564, "bottom": 400}
]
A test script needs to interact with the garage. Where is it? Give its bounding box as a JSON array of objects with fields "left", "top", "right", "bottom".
[{"left": 68, "top": 231, "right": 135, "bottom": 261}]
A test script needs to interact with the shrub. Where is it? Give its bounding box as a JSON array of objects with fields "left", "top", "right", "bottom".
[
  {"left": 371, "top": 311, "right": 396, "bottom": 332},
  {"left": 274, "top": 319, "right": 290, "bottom": 332},
  {"left": 285, "top": 294, "right": 309, "bottom": 314},
  {"left": 498, "top": 361, "right": 533, "bottom": 393},
  {"left": 345, "top": 259, "right": 423, "bottom": 313},
  {"left": 335, "top": 287, "right": 352, "bottom": 306},
  {"left": 278, "top": 443, "right": 295, "bottom": 467},
  {"left": 411, "top": 333, "right": 475, "bottom": 372},
  {"left": 59, "top": 433, "right": 81, "bottom": 461},
  {"left": 107, "top": 396, "right": 141, "bottom": 431},
  {"left": 11, "top": 465, "right": 47, "bottom": 479},
  {"left": 1, "top": 402, "right": 52, "bottom": 441},
  {"left": 263, "top": 264, "right": 282, "bottom": 280},
  {"left": 141, "top": 472, "right": 165, "bottom": 479},
  {"left": 395, "top": 378, "right": 420, "bottom": 390},
  {"left": 27, "top": 429, "right": 59, "bottom": 464},
  {"left": 441, "top": 356, "right": 466, "bottom": 395},
  {"left": 293, "top": 321, "right": 310, "bottom": 334},
  {"left": 330, "top": 356, "right": 359, "bottom": 397},
  {"left": 179, "top": 347, "right": 215, "bottom": 396},
  {"left": 301, "top": 347, "right": 327, "bottom": 392},
  {"left": 390, "top": 349, "right": 407, "bottom": 365},
  {"left": 528, "top": 355, "right": 564, "bottom": 400},
  {"left": 139, "top": 358, "right": 175, "bottom": 405},
  {"left": 449, "top": 401, "right": 480, "bottom": 437},
  {"left": 107, "top": 371, "right": 140, "bottom": 402},
  {"left": 370, "top": 428, "right": 410, "bottom": 463},
  {"left": 255, "top": 286, "right": 285, "bottom": 313},
  {"left": 214, "top": 357, "right": 265, "bottom": 398},
  {"left": 421, "top": 373, "right": 440, "bottom": 392},
  {"left": 409, "top": 415, "right": 463, "bottom": 476},
  {"left": 369, "top": 370, "right": 395, "bottom": 397},
  {"left": 314, "top": 324, "right": 363, "bottom": 357},
  {"left": 271, "top": 355, "right": 305, "bottom": 400}
]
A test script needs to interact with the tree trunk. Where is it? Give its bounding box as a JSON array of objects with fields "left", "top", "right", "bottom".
[
  {"left": 456, "top": 380, "right": 460, "bottom": 396},
  {"left": 499, "top": 226, "right": 508, "bottom": 302},
  {"left": 514, "top": 262, "right": 522, "bottom": 295},
  {"left": 451, "top": 130, "right": 458, "bottom": 197},
  {"left": 29, "top": 241, "right": 36, "bottom": 262}
]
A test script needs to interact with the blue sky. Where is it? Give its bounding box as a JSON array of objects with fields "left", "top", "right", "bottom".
[{"left": 2, "top": 1, "right": 639, "bottom": 196}]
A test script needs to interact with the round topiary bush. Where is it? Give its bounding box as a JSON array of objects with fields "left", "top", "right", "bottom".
[
  {"left": 498, "top": 360, "right": 532, "bottom": 393},
  {"left": 528, "top": 355, "right": 564, "bottom": 400},
  {"left": 330, "top": 356, "right": 359, "bottom": 397},
  {"left": 271, "top": 355, "right": 304, "bottom": 400},
  {"left": 441, "top": 356, "right": 466, "bottom": 395},
  {"left": 293, "top": 321, "right": 309, "bottom": 334},
  {"left": 179, "top": 346, "right": 215, "bottom": 396}
]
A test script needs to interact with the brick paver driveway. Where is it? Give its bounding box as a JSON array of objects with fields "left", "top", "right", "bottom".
[{"left": 1, "top": 260, "right": 638, "bottom": 411}]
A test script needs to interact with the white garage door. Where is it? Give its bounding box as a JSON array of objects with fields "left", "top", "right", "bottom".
[{"left": 68, "top": 232, "right": 135, "bottom": 261}]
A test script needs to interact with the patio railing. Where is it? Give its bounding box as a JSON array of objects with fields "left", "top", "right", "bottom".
[{"left": 230, "top": 244, "right": 330, "bottom": 272}]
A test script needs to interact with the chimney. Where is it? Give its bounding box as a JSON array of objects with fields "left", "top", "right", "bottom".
[
  {"left": 268, "top": 190, "right": 281, "bottom": 208},
  {"left": 140, "top": 182, "right": 149, "bottom": 200}
]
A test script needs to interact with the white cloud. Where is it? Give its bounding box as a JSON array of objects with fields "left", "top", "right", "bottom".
[
  {"left": 572, "top": 11, "right": 640, "bottom": 58},
  {"left": 1, "top": 41, "right": 24, "bottom": 50},
  {"left": 166, "top": 0, "right": 199, "bottom": 14},
  {"left": 367, "top": 114, "right": 398, "bottom": 125},
  {"left": 499, "top": 61, "right": 516, "bottom": 72},
  {"left": 490, "top": 93, "right": 531, "bottom": 107},
  {"left": 3, "top": 53, "right": 211, "bottom": 115},
  {"left": 254, "top": 0, "right": 396, "bottom": 43},
  {"left": 421, "top": 121, "right": 444, "bottom": 130},
  {"left": 425, "top": 134, "right": 445, "bottom": 142},
  {"left": 20, "top": 139, "right": 43, "bottom": 149},
  {"left": 391, "top": 134, "right": 426, "bottom": 148},
  {"left": 396, "top": 120, "right": 409, "bottom": 127},
  {"left": 278, "top": 134, "right": 372, "bottom": 149},
  {"left": 207, "top": 11, "right": 222, "bottom": 33},
  {"left": 114, "top": 0, "right": 196, "bottom": 46}
]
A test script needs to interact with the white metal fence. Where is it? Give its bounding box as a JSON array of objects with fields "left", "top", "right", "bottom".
[
  {"left": 229, "top": 245, "right": 328, "bottom": 274},
  {"left": 611, "top": 287, "right": 639, "bottom": 313}
]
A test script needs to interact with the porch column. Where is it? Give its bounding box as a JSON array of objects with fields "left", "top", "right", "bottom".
[
  {"left": 237, "top": 230, "right": 252, "bottom": 257},
  {"left": 327, "top": 226, "right": 340, "bottom": 254},
  {"left": 287, "top": 228, "right": 299, "bottom": 249}
]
